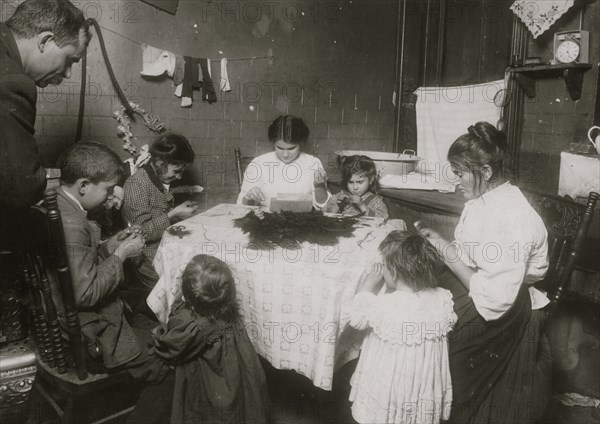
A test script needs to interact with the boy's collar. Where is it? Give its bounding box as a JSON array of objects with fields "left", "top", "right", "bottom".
[{"left": 60, "top": 186, "right": 86, "bottom": 213}]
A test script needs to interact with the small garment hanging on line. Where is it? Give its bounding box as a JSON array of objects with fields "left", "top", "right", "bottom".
[
  {"left": 178, "top": 56, "right": 217, "bottom": 107},
  {"left": 140, "top": 45, "right": 176, "bottom": 77},
  {"left": 220, "top": 58, "right": 231, "bottom": 92},
  {"left": 139, "top": 43, "right": 253, "bottom": 107},
  {"left": 180, "top": 56, "right": 199, "bottom": 107},
  {"left": 198, "top": 58, "right": 217, "bottom": 103}
]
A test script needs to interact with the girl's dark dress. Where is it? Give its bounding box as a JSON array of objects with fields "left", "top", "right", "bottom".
[{"left": 150, "top": 302, "right": 269, "bottom": 424}]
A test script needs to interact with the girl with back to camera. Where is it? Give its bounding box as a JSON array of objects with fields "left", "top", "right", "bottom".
[
  {"left": 143, "top": 254, "right": 269, "bottom": 423},
  {"left": 345, "top": 230, "right": 456, "bottom": 424},
  {"left": 417, "top": 122, "right": 551, "bottom": 424},
  {"left": 237, "top": 115, "right": 331, "bottom": 209},
  {"left": 324, "top": 155, "right": 388, "bottom": 218}
]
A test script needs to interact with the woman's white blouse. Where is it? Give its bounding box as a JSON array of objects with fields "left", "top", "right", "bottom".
[
  {"left": 454, "top": 183, "right": 550, "bottom": 321},
  {"left": 236, "top": 151, "right": 331, "bottom": 209}
]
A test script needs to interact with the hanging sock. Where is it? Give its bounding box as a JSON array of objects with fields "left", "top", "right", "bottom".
[
  {"left": 173, "top": 55, "right": 185, "bottom": 85},
  {"left": 174, "top": 84, "right": 183, "bottom": 98},
  {"left": 198, "top": 58, "right": 217, "bottom": 103},
  {"left": 220, "top": 58, "right": 231, "bottom": 92},
  {"left": 173, "top": 56, "right": 185, "bottom": 101},
  {"left": 181, "top": 56, "right": 200, "bottom": 107}
]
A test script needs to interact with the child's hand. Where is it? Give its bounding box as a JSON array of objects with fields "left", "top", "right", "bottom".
[
  {"left": 126, "top": 224, "right": 145, "bottom": 237},
  {"left": 336, "top": 192, "right": 349, "bottom": 202},
  {"left": 356, "top": 263, "right": 384, "bottom": 293},
  {"left": 242, "top": 187, "right": 265, "bottom": 205},
  {"left": 168, "top": 201, "right": 198, "bottom": 222},
  {"left": 349, "top": 195, "right": 367, "bottom": 213},
  {"left": 115, "top": 233, "right": 145, "bottom": 260},
  {"left": 105, "top": 226, "right": 144, "bottom": 254}
]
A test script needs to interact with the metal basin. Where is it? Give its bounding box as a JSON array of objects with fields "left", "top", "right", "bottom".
[{"left": 335, "top": 149, "right": 422, "bottom": 176}]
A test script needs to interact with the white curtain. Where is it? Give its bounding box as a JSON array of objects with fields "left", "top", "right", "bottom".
[{"left": 415, "top": 80, "right": 504, "bottom": 183}]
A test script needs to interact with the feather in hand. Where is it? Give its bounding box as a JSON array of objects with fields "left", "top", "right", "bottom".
[{"left": 234, "top": 210, "right": 358, "bottom": 250}]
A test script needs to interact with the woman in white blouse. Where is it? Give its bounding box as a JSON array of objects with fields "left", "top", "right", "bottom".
[
  {"left": 417, "top": 122, "right": 551, "bottom": 424},
  {"left": 237, "top": 115, "right": 331, "bottom": 209}
]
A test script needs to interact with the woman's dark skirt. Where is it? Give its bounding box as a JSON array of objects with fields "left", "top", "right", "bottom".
[{"left": 439, "top": 272, "right": 552, "bottom": 424}]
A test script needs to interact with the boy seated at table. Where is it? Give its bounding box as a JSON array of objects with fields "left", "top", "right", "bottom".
[{"left": 53, "top": 141, "right": 169, "bottom": 381}]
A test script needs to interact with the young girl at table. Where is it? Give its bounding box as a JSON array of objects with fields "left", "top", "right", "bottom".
[
  {"left": 147, "top": 254, "right": 269, "bottom": 423},
  {"left": 346, "top": 230, "right": 456, "bottom": 424},
  {"left": 121, "top": 133, "right": 198, "bottom": 316},
  {"left": 324, "top": 155, "right": 388, "bottom": 218}
]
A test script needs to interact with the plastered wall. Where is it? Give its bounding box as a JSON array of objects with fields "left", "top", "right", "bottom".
[{"left": 0, "top": 0, "right": 398, "bottom": 209}]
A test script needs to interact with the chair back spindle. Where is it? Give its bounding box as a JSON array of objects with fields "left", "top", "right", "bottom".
[
  {"left": 41, "top": 189, "right": 88, "bottom": 380},
  {"left": 33, "top": 254, "right": 68, "bottom": 374},
  {"left": 22, "top": 256, "right": 53, "bottom": 366}
]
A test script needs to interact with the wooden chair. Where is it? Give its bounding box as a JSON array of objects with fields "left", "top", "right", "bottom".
[
  {"left": 524, "top": 190, "right": 600, "bottom": 315},
  {"left": 24, "top": 189, "right": 138, "bottom": 424}
]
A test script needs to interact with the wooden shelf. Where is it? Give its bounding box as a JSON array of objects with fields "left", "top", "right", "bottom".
[{"left": 507, "top": 63, "right": 593, "bottom": 100}]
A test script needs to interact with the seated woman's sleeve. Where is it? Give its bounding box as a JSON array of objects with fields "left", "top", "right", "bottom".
[
  {"left": 122, "top": 180, "right": 170, "bottom": 242},
  {"left": 310, "top": 159, "right": 331, "bottom": 210},
  {"left": 466, "top": 221, "right": 548, "bottom": 321},
  {"left": 236, "top": 159, "right": 263, "bottom": 205}
]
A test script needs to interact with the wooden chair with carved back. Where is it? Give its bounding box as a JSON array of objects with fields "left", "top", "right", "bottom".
[
  {"left": 524, "top": 190, "right": 600, "bottom": 316},
  {"left": 24, "top": 189, "right": 137, "bottom": 424}
]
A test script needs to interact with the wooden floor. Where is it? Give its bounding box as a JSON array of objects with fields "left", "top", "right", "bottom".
[{"left": 5, "top": 360, "right": 599, "bottom": 424}]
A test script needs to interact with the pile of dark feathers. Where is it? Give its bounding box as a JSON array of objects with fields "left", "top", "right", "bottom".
[{"left": 234, "top": 210, "right": 358, "bottom": 250}]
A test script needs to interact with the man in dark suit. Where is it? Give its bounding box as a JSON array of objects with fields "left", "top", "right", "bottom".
[{"left": 0, "top": 0, "right": 90, "bottom": 250}]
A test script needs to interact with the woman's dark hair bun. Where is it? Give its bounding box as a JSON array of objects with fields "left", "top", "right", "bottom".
[{"left": 469, "top": 122, "right": 507, "bottom": 152}]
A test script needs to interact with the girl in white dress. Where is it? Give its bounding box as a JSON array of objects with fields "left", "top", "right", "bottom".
[{"left": 346, "top": 230, "right": 457, "bottom": 424}]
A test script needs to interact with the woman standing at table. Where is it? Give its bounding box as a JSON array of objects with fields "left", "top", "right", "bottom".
[
  {"left": 417, "top": 122, "right": 552, "bottom": 424},
  {"left": 121, "top": 133, "right": 198, "bottom": 313},
  {"left": 237, "top": 115, "right": 331, "bottom": 209}
]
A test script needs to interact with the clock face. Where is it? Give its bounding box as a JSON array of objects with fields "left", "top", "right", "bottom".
[{"left": 555, "top": 39, "right": 580, "bottom": 63}]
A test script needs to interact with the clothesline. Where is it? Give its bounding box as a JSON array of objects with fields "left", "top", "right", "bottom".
[{"left": 96, "top": 24, "right": 274, "bottom": 64}]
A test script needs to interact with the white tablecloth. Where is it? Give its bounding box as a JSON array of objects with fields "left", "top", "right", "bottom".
[{"left": 148, "top": 203, "right": 405, "bottom": 390}]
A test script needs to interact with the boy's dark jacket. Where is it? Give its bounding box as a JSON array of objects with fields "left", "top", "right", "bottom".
[
  {"left": 151, "top": 302, "right": 269, "bottom": 424},
  {"left": 50, "top": 188, "right": 141, "bottom": 368}
]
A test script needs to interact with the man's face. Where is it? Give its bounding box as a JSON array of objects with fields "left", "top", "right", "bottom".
[{"left": 34, "top": 28, "right": 87, "bottom": 87}]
